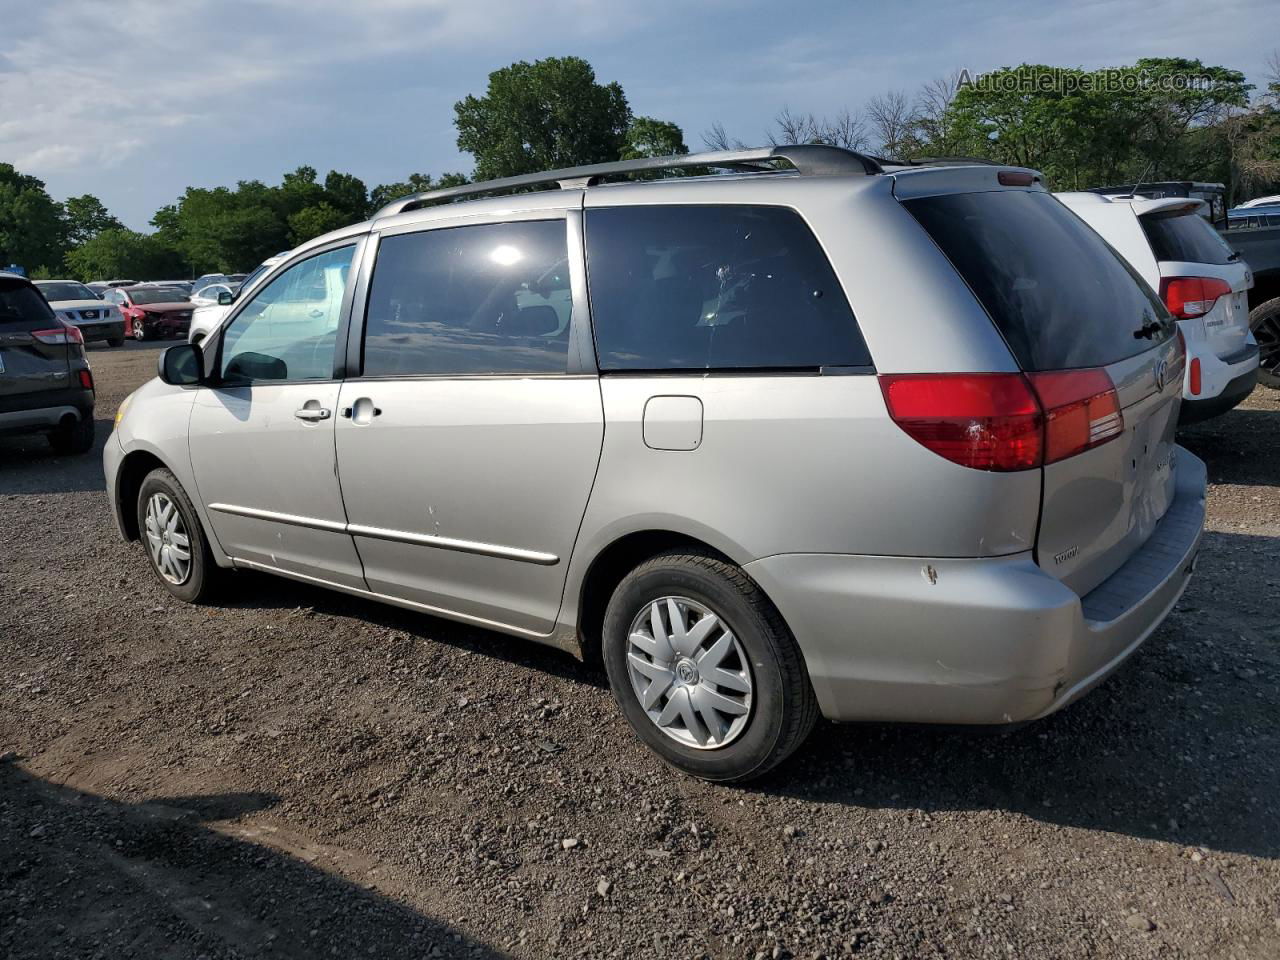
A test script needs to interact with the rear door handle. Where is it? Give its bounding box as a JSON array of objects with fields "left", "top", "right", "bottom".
[{"left": 294, "top": 406, "right": 331, "bottom": 421}]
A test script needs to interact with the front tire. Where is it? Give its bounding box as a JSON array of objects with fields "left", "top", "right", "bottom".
[
  {"left": 602, "top": 550, "right": 818, "bottom": 782},
  {"left": 136, "top": 468, "right": 222, "bottom": 603},
  {"left": 132, "top": 318, "right": 147, "bottom": 341},
  {"left": 1249, "top": 296, "right": 1280, "bottom": 389}
]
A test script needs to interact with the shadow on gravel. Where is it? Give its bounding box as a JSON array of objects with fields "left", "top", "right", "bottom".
[
  {"left": 759, "top": 528, "right": 1280, "bottom": 862},
  {"left": 0, "top": 419, "right": 110, "bottom": 496},
  {"left": 1179, "top": 404, "right": 1280, "bottom": 487},
  {"left": 217, "top": 569, "right": 607, "bottom": 690},
  {"left": 0, "top": 762, "right": 508, "bottom": 960}
]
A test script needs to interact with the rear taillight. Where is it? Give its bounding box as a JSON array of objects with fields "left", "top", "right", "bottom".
[
  {"left": 1025, "top": 369, "right": 1124, "bottom": 464},
  {"left": 880, "top": 369, "right": 1124, "bottom": 471},
  {"left": 1189, "top": 358, "right": 1201, "bottom": 395},
  {"left": 1160, "top": 276, "right": 1231, "bottom": 319},
  {"left": 78, "top": 368, "right": 94, "bottom": 391},
  {"left": 879, "top": 374, "right": 1043, "bottom": 471},
  {"left": 31, "top": 324, "right": 85, "bottom": 345}
]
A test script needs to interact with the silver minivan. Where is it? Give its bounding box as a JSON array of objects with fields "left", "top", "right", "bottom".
[{"left": 105, "top": 146, "right": 1206, "bottom": 781}]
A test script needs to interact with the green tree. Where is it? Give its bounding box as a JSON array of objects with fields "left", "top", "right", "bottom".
[
  {"left": 287, "top": 202, "right": 351, "bottom": 246},
  {"left": 64, "top": 228, "right": 184, "bottom": 282},
  {"left": 322, "top": 170, "right": 370, "bottom": 221},
  {"left": 0, "top": 163, "right": 66, "bottom": 272},
  {"left": 63, "top": 194, "right": 123, "bottom": 247},
  {"left": 454, "top": 56, "right": 632, "bottom": 180},
  {"left": 369, "top": 172, "right": 469, "bottom": 210},
  {"left": 621, "top": 117, "right": 689, "bottom": 159}
]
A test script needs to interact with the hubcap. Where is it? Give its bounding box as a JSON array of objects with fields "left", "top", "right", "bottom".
[
  {"left": 144, "top": 492, "right": 192, "bottom": 585},
  {"left": 1256, "top": 313, "right": 1280, "bottom": 373},
  {"left": 625, "top": 596, "right": 753, "bottom": 750}
]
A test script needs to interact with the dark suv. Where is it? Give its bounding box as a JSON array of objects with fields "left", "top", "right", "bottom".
[{"left": 0, "top": 271, "right": 97, "bottom": 455}]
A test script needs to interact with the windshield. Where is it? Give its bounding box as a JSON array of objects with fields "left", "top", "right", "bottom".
[
  {"left": 128, "top": 288, "right": 190, "bottom": 305},
  {"left": 36, "top": 281, "right": 97, "bottom": 302}
]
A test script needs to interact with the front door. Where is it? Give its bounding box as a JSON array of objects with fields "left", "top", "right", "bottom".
[
  {"left": 334, "top": 213, "right": 603, "bottom": 635},
  {"left": 188, "top": 242, "right": 367, "bottom": 588}
]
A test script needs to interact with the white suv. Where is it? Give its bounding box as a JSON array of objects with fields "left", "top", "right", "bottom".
[{"left": 1057, "top": 192, "right": 1258, "bottom": 422}]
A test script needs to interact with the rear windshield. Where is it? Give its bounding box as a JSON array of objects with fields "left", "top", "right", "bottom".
[
  {"left": 1141, "top": 211, "right": 1236, "bottom": 265},
  {"left": 0, "top": 280, "right": 56, "bottom": 331},
  {"left": 904, "top": 190, "right": 1172, "bottom": 371}
]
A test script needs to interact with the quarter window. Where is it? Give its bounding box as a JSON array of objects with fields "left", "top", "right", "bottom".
[
  {"left": 584, "top": 205, "right": 871, "bottom": 371},
  {"left": 219, "top": 245, "right": 354, "bottom": 382},
  {"left": 362, "top": 220, "right": 572, "bottom": 377}
]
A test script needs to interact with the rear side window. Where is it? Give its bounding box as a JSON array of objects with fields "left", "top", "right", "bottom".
[
  {"left": 362, "top": 220, "right": 572, "bottom": 377},
  {"left": 585, "top": 205, "right": 871, "bottom": 371},
  {"left": 0, "top": 280, "right": 55, "bottom": 332},
  {"left": 905, "top": 191, "right": 1171, "bottom": 371},
  {"left": 1141, "top": 211, "right": 1235, "bottom": 265}
]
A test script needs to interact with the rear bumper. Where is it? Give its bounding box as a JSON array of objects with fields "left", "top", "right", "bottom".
[
  {"left": 744, "top": 447, "right": 1207, "bottom": 725},
  {"left": 0, "top": 387, "right": 94, "bottom": 437},
  {"left": 1179, "top": 340, "right": 1259, "bottom": 424},
  {"left": 1180, "top": 341, "right": 1259, "bottom": 424}
]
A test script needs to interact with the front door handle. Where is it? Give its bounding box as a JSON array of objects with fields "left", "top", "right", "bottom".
[{"left": 294, "top": 406, "right": 331, "bottom": 421}]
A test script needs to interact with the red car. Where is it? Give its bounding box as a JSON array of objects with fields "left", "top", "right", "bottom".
[{"left": 102, "top": 285, "right": 194, "bottom": 341}]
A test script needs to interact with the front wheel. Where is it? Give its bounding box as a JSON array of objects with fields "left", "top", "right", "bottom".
[
  {"left": 602, "top": 550, "right": 818, "bottom": 782},
  {"left": 1250, "top": 296, "right": 1280, "bottom": 389},
  {"left": 132, "top": 318, "right": 147, "bottom": 341},
  {"left": 136, "top": 467, "right": 222, "bottom": 603}
]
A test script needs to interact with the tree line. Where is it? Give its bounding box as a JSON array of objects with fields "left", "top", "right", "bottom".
[{"left": 3, "top": 53, "right": 1278, "bottom": 282}]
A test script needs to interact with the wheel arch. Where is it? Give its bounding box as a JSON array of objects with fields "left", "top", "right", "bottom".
[
  {"left": 113, "top": 449, "right": 171, "bottom": 540},
  {"left": 571, "top": 527, "right": 760, "bottom": 664}
]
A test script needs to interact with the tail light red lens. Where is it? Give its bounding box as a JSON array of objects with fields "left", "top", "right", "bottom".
[
  {"left": 1189, "top": 357, "right": 1201, "bottom": 395},
  {"left": 880, "top": 369, "right": 1124, "bottom": 471},
  {"left": 878, "top": 374, "right": 1043, "bottom": 471},
  {"left": 1159, "top": 276, "right": 1231, "bottom": 319},
  {"left": 78, "top": 368, "right": 94, "bottom": 390},
  {"left": 31, "top": 324, "right": 85, "bottom": 345},
  {"left": 1025, "top": 369, "right": 1124, "bottom": 463}
]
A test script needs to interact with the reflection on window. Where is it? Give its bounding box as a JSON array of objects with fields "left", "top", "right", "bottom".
[
  {"left": 220, "top": 245, "right": 354, "bottom": 382},
  {"left": 362, "top": 220, "right": 572, "bottom": 377}
]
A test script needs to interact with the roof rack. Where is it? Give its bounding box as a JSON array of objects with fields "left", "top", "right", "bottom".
[{"left": 373, "top": 144, "right": 884, "bottom": 218}]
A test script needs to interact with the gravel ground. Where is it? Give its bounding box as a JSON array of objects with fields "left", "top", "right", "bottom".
[{"left": 2, "top": 341, "right": 1278, "bottom": 960}]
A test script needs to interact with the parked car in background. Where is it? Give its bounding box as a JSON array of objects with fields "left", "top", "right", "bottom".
[
  {"left": 1058, "top": 192, "right": 1258, "bottom": 421},
  {"left": 34, "top": 279, "right": 127, "bottom": 346},
  {"left": 1, "top": 271, "right": 96, "bottom": 454},
  {"left": 190, "top": 282, "right": 234, "bottom": 308},
  {"left": 1236, "top": 194, "right": 1280, "bottom": 209},
  {"left": 188, "top": 251, "right": 290, "bottom": 344},
  {"left": 109, "top": 146, "right": 1204, "bottom": 782},
  {"left": 1227, "top": 205, "right": 1280, "bottom": 229},
  {"left": 102, "top": 285, "right": 194, "bottom": 341}
]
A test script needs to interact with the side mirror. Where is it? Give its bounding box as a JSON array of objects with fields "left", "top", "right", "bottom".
[
  {"left": 217, "top": 291, "right": 234, "bottom": 306},
  {"left": 158, "top": 342, "right": 204, "bottom": 386}
]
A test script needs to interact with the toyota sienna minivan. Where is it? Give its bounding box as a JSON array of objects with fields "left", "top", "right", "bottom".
[{"left": 105, "top": 146, "right": 1206, "bottom": 782}]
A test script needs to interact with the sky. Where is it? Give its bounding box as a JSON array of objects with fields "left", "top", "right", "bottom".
[{"left": 1, "top": 0, "right": 1276, "bottom": 229}]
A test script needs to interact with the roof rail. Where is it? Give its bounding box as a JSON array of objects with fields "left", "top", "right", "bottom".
[
  {"left": 373, "top": 144, "right": 884, "bottom": 218},
  {"left": 900, "top": 156, "right": 1003, "bottom": 167}
]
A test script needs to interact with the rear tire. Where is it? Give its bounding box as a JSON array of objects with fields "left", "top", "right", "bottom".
[
  {"left": 47, "top": 416, "right": 95, "bottom": 456},
  {"left": 1249, "top": 296, "right": 1280, "bottom": 389},
  {"left": 135, "top": 467, "right": 223, "bottom": 603},
  {"left": 602, "top": 550, "right": 819, "bottom": 783},
  {"left": 107, "top": 336, "right": 125, "bottom": 348}
]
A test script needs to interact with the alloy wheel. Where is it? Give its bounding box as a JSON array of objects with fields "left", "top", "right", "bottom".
[
  {"left": 625, "top": 596, "right": 753, "bottom": 749},
  {"left": 144, "top": 492, "right": 192, "bottom": 585}
]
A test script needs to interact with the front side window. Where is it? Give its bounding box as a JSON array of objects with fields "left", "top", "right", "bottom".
[
  {"left": 584, "top": 204, "right": 871, "bottom": 372},
  {"left": 219, "top": 245, "right": 354, "bottom": 382},
  {"left": 362, "top": 220, "right": 572, "bottom": 377}
]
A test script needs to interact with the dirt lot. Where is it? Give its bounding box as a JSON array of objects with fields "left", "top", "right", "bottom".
[{"left": 2, "top": 342, "right": 1278, "bottom": 960}]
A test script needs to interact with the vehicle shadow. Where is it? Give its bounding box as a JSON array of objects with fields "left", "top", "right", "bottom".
[
  {"left": 0, "top": 761, "right": 509, "bottom": 959},
  {"left": 217, "top": 568, "right": 608, "bottom": 690},
  {"left": 1179, "top": 404, "right": 1280, "bottom": 487},
  {"left": 754, "top": 528, "right": 1280, "bottom": 862},
  {"left": 0, "top": 419, "right": 110, "bottom": 495}
]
